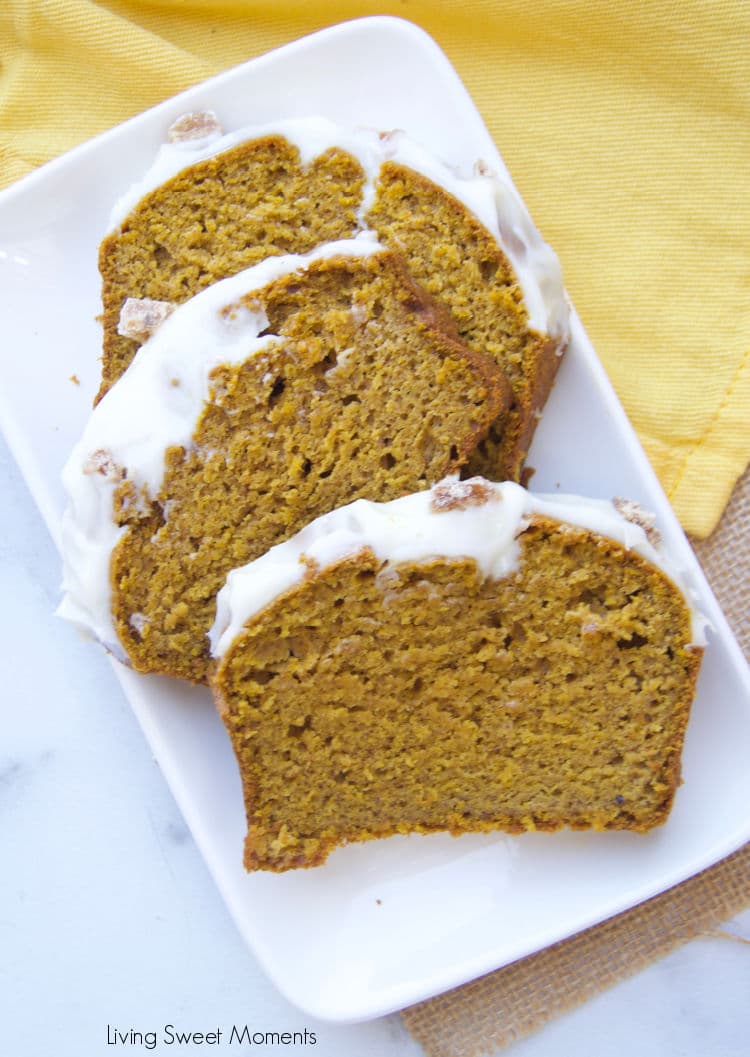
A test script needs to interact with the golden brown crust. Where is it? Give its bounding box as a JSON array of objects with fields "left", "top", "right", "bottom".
[
  {"left": 212, "top": 516, "right": 702, "bottom": 872},
  {"left": 466, "top": 330, "right": 566, "bottom": 480},
  {"left": 367, "top": 162, "right": 567, "bottom": 480}
]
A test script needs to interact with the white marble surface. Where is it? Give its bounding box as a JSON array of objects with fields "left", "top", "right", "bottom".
[{"left": 1, "top": 431, "right": 748, "bottom": 1057}]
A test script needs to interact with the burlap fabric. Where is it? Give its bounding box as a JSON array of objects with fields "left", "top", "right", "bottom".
[{"left": 402, "top": 467, "right": 750, "bottom": 1056}]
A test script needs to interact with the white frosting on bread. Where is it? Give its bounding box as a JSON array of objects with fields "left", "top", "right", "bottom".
[
  {"left": 57, "top": 236, "right": 382, "bottom": 658},
  {"left": 107, "top": 115, "right": 568, "bottom": 339},
  {"left": 209, "top": 478, "right": 707, "bottom": 658}
]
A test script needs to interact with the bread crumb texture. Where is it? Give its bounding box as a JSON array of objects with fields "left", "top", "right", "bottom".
[
  {"left": 110, "top": 253, "right": 507, "bottom": 682},
  {"left": 98, "top": 137, "right": 365, "bottom": 401},
  {"left": 212, "top": 517, "right": 701, "bottom": 872},
  {"left": 99, "top": 139, "right": 561, "bottom": 479},
  {"left": 367, "top": 163, "right": 561, "bottom": 478}
]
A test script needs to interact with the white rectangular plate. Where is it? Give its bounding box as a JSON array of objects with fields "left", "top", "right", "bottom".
[{"left": 1, "top": 15, "right": 749, "bottom": 1024}]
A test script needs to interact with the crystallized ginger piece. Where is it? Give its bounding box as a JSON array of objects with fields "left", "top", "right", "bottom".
[
  {"left": 117, "top": 297, "right": 175, "bottom": 345},
  {"left": 167, "top": 110, "right": 223, "bottom": 143}
]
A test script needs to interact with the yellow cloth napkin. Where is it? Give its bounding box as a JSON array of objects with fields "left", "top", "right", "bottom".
[{"left": 2, "top": 0, "right": 748, "bottom": 537}]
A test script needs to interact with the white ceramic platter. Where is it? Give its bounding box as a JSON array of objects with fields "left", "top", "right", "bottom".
[{"left": 1, "top": 14, "right": 749, "bottom": 1023}]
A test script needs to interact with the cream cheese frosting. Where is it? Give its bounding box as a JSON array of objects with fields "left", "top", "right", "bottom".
[
  {"left": 209, "top": 478, "right": 707, "bottom": 658},
  {"left": 107, "top": 114, "right": 568, "bottom": 340},
  {"left": 57, "top": 235, "right": 383, "bottom": 658}
]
